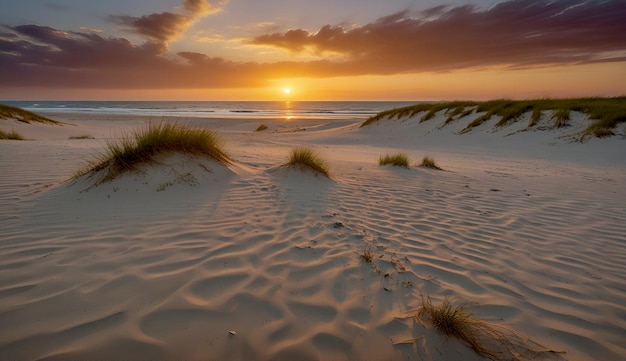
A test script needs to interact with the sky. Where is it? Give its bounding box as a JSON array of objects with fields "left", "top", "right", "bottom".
[{"left": 1, "top": 0, "right": 625, "bottom": 101}]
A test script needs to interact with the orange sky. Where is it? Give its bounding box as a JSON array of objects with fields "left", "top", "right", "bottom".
[{"left": 1, "top": 0, "right": 625, "bottom": 100}]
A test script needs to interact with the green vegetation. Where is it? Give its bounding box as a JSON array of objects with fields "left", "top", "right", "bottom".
[
  {"left": 69, "top": 135, "right": 95, "bottom": 140},
  {"left": 0, "top": 129, "right": 25, "bottom": 140},
  {"left": 255, "top": 124, "right": 268, "bottom": 132},
  {"left": 419, "top": 156, "right": 442, "bottom": 170},
  {"left": 361, "top": 97, "right": 626, "bottom": 140},
  {"left": 76, "top": 122, "right": 230, "bottom": 183},
  {"left": 0, "top": 104, "right": 60, "bottom": 124},
  {"left": 379, "top": 152, "right": 410, "bottom": 167},
  {"left": 284, "top": 147, "right": 330, "bottom": 177}
]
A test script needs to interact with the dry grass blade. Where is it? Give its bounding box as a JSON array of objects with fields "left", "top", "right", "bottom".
[
  {"left": 360, "top": 245, "right": 374, "bottom": 263},
  {"left": 551, "top": 109, "right": 570, "bottom": 128}
]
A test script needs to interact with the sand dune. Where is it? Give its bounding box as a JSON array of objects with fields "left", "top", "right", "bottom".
[{"left": 0, "top": 111, "right": 624, "bottom": 360}]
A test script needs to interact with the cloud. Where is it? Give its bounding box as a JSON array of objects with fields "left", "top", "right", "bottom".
[
  {"left": 0, "top": 0, "right": 625, "bottom": 91},
  {"left": 111, "top": 0, "right": 225, "bottom": 43},
  {"left": 185, "top": 0, "right": 228, "bottom": 17},
  {"left": 251, "top": 0, "right": 626, "bottom": 72},
  {"left": 112, "top": 12, "right": 190, "bottom": 43},
  {"left": 79, "top": 27, "right": 103, "bottom": 33},
  {"left": 0, "top": 23, "right": 265, "bottom": 89}
]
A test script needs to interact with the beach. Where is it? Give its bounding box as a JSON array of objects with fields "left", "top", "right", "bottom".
[{"left": 1, "top": 107, "right": 625, "bottom": 361}]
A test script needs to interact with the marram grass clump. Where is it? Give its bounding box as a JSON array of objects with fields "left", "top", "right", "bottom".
[
  {"left": 415, "top": 297, "right": 565, "bottom": 361},
  {"left": 283, "top": 147, "right": 330, "bottom": 177},
  {"left": 255, "top": 124, "right": 268, "bottom": 132},
  {"left": 379, "top": 153, "right": 410, "bottom": 167},
  {"left": 0, "top": 129, "right": 25, "bottom": 140},
  {"left": 419, "top": 156, "right": 442, "bottom": 170},
  {"left": 76, "top": 122, "right": 231, "bottom": 183}
]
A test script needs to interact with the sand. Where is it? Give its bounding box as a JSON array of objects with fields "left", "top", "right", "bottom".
[{"left": 0, "top": 110, "right": 625, "bottom": 361}]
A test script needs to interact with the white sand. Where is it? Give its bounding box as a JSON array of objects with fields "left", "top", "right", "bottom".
[{"left": 1, "top": 110, "right": 625, "bottom": 361}]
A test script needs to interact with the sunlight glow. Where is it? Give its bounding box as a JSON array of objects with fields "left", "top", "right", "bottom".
[{"left": 284, "top": 88, "right": 291, "bottom": 95}]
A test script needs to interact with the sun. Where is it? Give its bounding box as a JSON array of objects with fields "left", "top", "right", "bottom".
[{"left": 283, "top": 88, "right": 291, "bottom": 95}]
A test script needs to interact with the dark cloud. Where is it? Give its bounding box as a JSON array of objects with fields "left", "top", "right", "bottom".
[
  {"left": 0, "top": 0, "right": 625, "bottom": 90},
  {"left": 111, "top": 12, "right": 190, "bottom": 43},
  {"left": 0, "top": 25, "right": 257, "bottom": 88},
  {"left": 251, "top": 0, "right": 626, "bottom": 72},
  {"left": 110, "top": 0, "right": 225, "bottom": 43}
]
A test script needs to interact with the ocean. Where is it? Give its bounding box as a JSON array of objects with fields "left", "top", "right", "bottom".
[{"left": 4, "top": 101, "right": 420, "bottom": 121}]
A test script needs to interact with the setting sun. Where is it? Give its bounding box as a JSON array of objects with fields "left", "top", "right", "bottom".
[{"left": 284, "top": 88, "right": 291, "bottom": 95}]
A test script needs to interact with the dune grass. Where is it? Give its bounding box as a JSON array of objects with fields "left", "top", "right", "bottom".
[
  {"left": 528, "top": 108, "right": 543, "bottom": 127},
  {"left": 360, "top": 245, "right": 374, "bottom": 263},
  {"left": 417, "top": 297, "right": 493, "bottom": 357},
  {"left": 361, "top": 97, "right": 626, "bottom": 140},
  {"left": 284, "top": 147, "right": 330, "bottom": 177},
  {"left": 417, "top": 297, "right": 503, "bottom": 360},
  {"left": 0, "top": 104, "right": 60, "bottom": 124},
  {"left": 415, "top": 297, "right": 564, "bottom": 361},
  {"left": 255, "top": 124, "right": 268, "bottom": 132},
  {"left": 379, "top": 152, "right": 410, "bottom": 167},
  {"left": 419, "top": 156, "right": 442, "bottom": 170},
  {"left": 69, "top": 135, "right": 96, "bottom": 140},
  {"left": 75, "top": 122, "right": 230, "bottom": 183},
  {"left": 551, "top": 109, "right": 570, "bottom": 128},
  {"left": 0, "top": 129, "right": 25, "bottom": 140}
]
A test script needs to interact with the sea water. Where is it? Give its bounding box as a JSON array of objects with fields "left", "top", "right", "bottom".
[{"left": 4, "top": 101, "right": 420, "bottom": 120}]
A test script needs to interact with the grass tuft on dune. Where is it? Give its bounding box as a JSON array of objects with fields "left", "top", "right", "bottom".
[
  {"left": 284, "top": 147, "right": 331, "bottom": 177},
  {"left": 416, "top": 297, "right": 564, "bottom": 361},
  {"left": 419, "top": 156, "right": 442, "bottom": 170},
  {"left": 0, "top": 129, "right": 26, "bottom": 140},
  {"left": 76, "top": 122, "right": 231, "bottom": 183},
  {"left": 379, "top": 153, "right": 410, "bottom": 167},
  {"left": 361, "top": 97, "right": 626, "bottom": 140},
  {"left": 0, "top": 104, "right": 60, "bottom": 124}
]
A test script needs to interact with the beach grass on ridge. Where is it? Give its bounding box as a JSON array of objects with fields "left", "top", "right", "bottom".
[
  {"left": 0, "top": 103, "right": 60, "bottom": 124},
  {"left": 75, "top": 122, "right": 231, "bottom": 183},
  {"left": 361, "top": 97, "right": 626, "bottom": 139}
]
